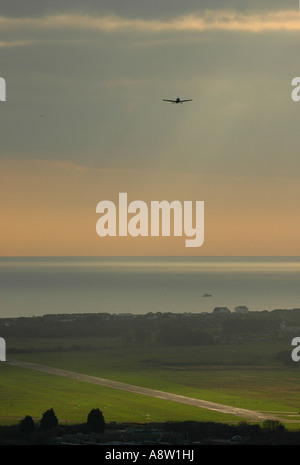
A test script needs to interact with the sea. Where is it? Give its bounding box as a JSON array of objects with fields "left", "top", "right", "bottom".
[{"left": 1, "top": 256, "right": 300, "bottom": 319}]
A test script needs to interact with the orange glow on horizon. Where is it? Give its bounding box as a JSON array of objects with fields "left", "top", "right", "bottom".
[{"left": 2, "top": 159, "right": 300, "bottom": 256}]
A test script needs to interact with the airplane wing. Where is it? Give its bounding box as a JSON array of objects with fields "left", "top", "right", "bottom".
[
  {"left": 180, "top": 99, "right": 193, "bottom": 102},
  {"left": 162, "top": 99, "right": 176, "bottom": 103}
]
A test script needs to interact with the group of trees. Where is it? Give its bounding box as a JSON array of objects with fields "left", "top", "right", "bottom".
[
  {"left": 222, "top": 318, "right": 279, "bottom": 337},
  {"left": 2, "top": 310, "right": 297, "bottom": 349},
  {"left": 19, "top": 408, "right": 105, "bottom": 435}
]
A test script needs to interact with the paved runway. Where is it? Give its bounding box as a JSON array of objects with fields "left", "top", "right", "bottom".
[{"left": 7, "top": 359, "right": 284, "bottom": 423}]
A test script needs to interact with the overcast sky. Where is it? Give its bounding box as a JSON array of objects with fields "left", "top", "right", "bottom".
[
  {"left": 0, "top": 1, "right": 297, "bottom": 17},
  {"left": 1, "top": 1, "right": 300, "bottom": 256}
]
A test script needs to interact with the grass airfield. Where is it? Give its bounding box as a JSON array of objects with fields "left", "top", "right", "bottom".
[{"left": 1, "top": 337, "right": 300, "bottom": 428}]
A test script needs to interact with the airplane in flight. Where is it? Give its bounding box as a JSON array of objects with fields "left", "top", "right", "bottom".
[{"left": 162, "top": 97, "right": 193, "bottom": 104}]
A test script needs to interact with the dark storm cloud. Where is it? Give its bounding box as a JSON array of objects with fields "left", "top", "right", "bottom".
[{"left": 0, "top": 0, "right": 297, "bottom": 19}]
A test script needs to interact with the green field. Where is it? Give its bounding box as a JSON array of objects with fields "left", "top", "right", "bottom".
[
  {"left": 2, "top": 337, "right": 300, "bottom": 428},
  {"left": 0, "top": 363, "right": 244, "bottom": 426}
]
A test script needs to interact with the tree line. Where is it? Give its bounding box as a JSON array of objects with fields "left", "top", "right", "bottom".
[{"left": 19, "top": 407, "right": 105, "bottom": 435}]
